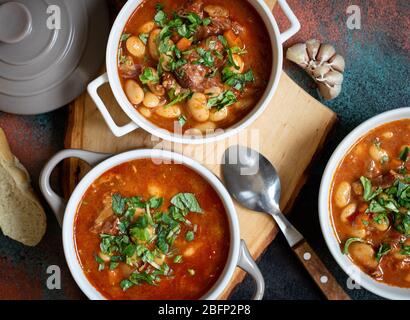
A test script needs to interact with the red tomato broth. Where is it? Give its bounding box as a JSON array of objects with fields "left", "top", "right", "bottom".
[
  {"left": 117, "top": 0, "right": 272, "bottom": 133},
  {"left": 330, "top": 119, "right": 410, "bottom": 287},
  {"left": 74, "top": 159, "right": 230, "bottom": 299}
]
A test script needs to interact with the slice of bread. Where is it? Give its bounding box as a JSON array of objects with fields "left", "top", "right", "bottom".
[{"left": 0, "top": 128, "right": 46, "bottom": 246}]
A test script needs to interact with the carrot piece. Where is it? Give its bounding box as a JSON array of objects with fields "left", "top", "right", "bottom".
[
  {"left": 223, "top": 30, "right": 243, "bottom": 48},
  {"left": 176, "top": 38, "right": 193, "bottom": 51}
]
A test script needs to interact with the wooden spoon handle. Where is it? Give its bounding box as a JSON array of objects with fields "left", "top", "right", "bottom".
[{"left": 293, "top": 240, "right": 351, "bottom": 300}]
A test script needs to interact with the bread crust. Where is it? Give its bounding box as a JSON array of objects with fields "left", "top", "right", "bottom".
[{"left": 0, "top": 128, "right": 46, "bottom": 246}]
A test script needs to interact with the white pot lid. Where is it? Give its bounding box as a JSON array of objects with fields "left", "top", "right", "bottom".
[{"left": 0, "top": 0, "right": 109, "bottom": 115}]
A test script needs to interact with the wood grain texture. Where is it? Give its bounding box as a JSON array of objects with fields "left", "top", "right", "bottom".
[
  {"left": 293, "top": 240, "right": 351, "bottom": 300},
  {"left": 63, "top": 0, "right": 337, "bottom": 299}
]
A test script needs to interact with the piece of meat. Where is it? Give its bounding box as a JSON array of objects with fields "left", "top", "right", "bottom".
[
  {"left": 231, "top": 21, "right": 245, "bottom": 35},
  {"left": 177, "top": 0, "right": 204, "bottom": 18},
  {"left": 162, "top": 72, "right": 186, "bottom": 95},
  {"left": 178, "top": 63, "right": 208, "bottom": 90},
  {"left": 196, "top": 17, "right": 232, "bottom": 40},
  {"left": 371, "top": 173, "right": 396, "bottom": 189},
  {"left": 118, "top": 57, "right": 142, "bottom": 79},
  {"left": 100, "top": 216, "right": 120, "bottom": 236}
]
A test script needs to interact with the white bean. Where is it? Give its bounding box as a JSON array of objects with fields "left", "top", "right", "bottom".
[
  {"left": 230, "top": 54, "right": 244, "bottom": 73},
  {"left": 334, "top": 181, "right": 351, "bottom": 208},
  {"left": 193, "top": 121, "right": 216, "bottom": 133},
  {"left": 204, "top": 5, "right": 229, "bottom": 17},
  {"left": 148, "top": 29, "right": 160, "bottom": 60},
  {"left": 125, "top": 79, "right": 144, "bottom": 105},
  {"left": 188, "top": 92, "right": 209, "bottom": 122},
  {"left": 340, "top": 203, "right": 357, "bottom": 222},
  {"left": 371, "top": 217, "right": 390, "bottom": 231},
  {"left": 148, "top": 183, "right": 162, "bottom": 197},
  {"left": 155, "top": 104, "right": 182, "bottom": 119},
  {"left": 126, "top": 36, "right": 146, "bottom": 58},
  {"left": 204, "top": 86, "right": 222, "bottom": 98},
  {"left": 369, "top": 144, "right": 389, "bottom": 162},
  {"left": 381, "top": 131, "right": 393, "bottom": 139},
  {"left": 209, "top": 107, "right": 228, "bottom": 122},
  {"left": 138, "top": 21, "right": 155, "bottom": 34},
  {"left": 138, "top": 106, "right": 152, "bottom": 118},
  {"left": 143, "top": 92, "right": 160, "bottom": 108},
  {"left": 348, "top": 242, "right": 378, "bottom": 269},
  {"left": 348, "top": 227, "right": 366, "bottom": 238}
]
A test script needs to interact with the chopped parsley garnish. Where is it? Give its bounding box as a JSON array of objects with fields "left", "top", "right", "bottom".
[
  {"left": 138, "top": 33, "right": 149, "bottom": 45},
  {"left": 178, "top": 115, "right": 187, "bottom": 127},
  {"left": 222, "top": 67, "right": 254, "bottom": 91},
  {"left": 139, "top": 67, "right": 159, "bottom": 84},
  {"left": 343, "top": 237, "right": 365, "bottom": 254},
  {"left": 95, "top": 192, "right": 203, "bottom": 291},
  {"left": 193, "top": 48, "right": 214, "bottom": 68},
  {"left": 185, "top": 231, "right": 195, "bottom": 242},
  {"left": 166, "top": 90, "right": 192, "bottom": 107},
  {"left": 399, "top": 146, "right": 409, "bottom": 162},
  {"left": 207, "top": 90, "right": 237, "bottom": 110},
  {"left": 359, "top": 175, "right": 410, "bottom": 236},
  {"left": 400, "top": 245, "right": 410, "bottom": 255},
  {"left": 120, "top": 33, "right": 131, "bottom": 42},
  {"left": 376, "top": 243, "right": 391, "bottom": 262}
]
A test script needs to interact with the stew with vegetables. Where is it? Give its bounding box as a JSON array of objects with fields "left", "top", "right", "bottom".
[
  {"left": 74, "top": 159, "right": 230, "bottom": 299},
  {"left": 117, "top": 0, "right": 272, "bottom": 134},
  {"left": 330, "top": 119, "right": 410, "bottom": 287}
]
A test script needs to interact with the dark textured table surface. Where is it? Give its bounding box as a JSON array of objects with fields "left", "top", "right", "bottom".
[{"left": 0, "top": 0, "right": 408, "bottom": 299}]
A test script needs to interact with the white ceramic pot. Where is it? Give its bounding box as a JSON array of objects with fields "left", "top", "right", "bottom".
[
  {"left": 319, "top": 107, "right": 410, "bottom": 300},
  {"left": 87, "top": 0, "right": 300, "bottom": 144},
  {"left": 39, "top": 148, "right": 264, "bottom": 300}
]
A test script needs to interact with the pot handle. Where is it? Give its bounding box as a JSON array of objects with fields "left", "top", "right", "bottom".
[
  {"left": 237, "top": 240, "right": 265, "bottom": 300},
  {"left": 39, "top": 149, "right": 111, "bottom": 226},
  {"left": 275, "top": 0, "right": 300, "bottom": 44},
  {"left": 87, "top": 73, "right": 139, "bottom": 137}
]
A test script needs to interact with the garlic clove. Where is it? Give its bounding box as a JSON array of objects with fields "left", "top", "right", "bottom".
[
  {"left": 311, "top": 64, "right": 331, "bottom": 78},
  {"left": 318, "top": 82, "right": 342, "bottom": 100},
  {"left": 286, "top": 43, "right": 309, "bottom": 68},
  {"left": 329, "top": 54, "right": 345, "bottom": 73},
  {"left": 324, "top": 70, "right": 344, "bottom": 86},
  {"left": 317, "top": 44, "right": 336, "bottom": 64},
  {"left": 306, "top": 39, "right": 321, "bottom": 61}
]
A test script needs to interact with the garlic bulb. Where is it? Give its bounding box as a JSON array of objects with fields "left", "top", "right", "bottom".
[{"left": 286, "top": 39, "right": 345, "bottom": 100}]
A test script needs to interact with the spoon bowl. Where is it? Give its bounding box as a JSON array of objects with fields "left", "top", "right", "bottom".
[{"left": 222, "top": 145, "right": 350, "bottom": 300}]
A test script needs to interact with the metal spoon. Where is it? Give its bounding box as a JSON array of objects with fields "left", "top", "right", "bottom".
[{"left": 222, "top": 145, "right": 350, "bottom": 300}]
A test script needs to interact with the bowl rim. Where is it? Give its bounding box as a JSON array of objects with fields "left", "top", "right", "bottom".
[
  {"left": 62, "top": 149, "right": 240, "bottom": 300},
  {"left": 319, "top": 107, "right": 410, "bottom": 300},
  {"left": 105, "top": 0, "right": 283, "bottom": 144}
]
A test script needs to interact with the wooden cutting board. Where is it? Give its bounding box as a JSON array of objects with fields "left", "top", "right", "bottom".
[{"left": 63, "top": 0, "right": 337, "bottom": 299}]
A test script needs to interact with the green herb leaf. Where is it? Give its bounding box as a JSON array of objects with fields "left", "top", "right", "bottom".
[
  {"left": 376, "top": 243, "right": 391, "bottom": 262},
  {"left": 154, "top": 10, "right": 167, "bottom": 27},
  {"left": 399, "top": 146, "right": 409, "bottom": 162},
  {"left": 94, "top": 254, "right": 105, "bottom": 271},
  {"left": 112, "top": 193, "right": 126, "bottom": 215},
  {"left": 343, "top": 237, "right": 365, "bottom": 254},
  {"left": 207, "top": 90, "right": 237, "bottom": 110},
  {"left": 178, "top": 115, "right": 187, "bottom": 127},
  {"left": 138, "top": 33, "right": 149, "bottom": 45},
  {"left": 185, "top": 230, "right": 195, "bottom": 242},
  {"left": 222, "top": 67, "right": 254, "bottom": 91},
  {"left": 121, "top": 33, "right": 131, "bottom": 41},
  {"left": 400, "top": 245, "right": 410, "bottom": 255},
  {"left": 139, "top": 67, "right": 159, "bottom": 84},
  {"left": 171, "top": 193, "right": 203, "bottom": 213},
  {"left": 149, "top": 197, "right": 163, "bottom": 209},
  {"left": 173, "top": 255, "right": 183, "bottom": 263},
  {"left": 120, "top": 279, "right": 134, "bottom": 291}
]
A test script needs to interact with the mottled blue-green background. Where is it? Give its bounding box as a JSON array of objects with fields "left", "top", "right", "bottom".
[{"left": 0, "top": 0, "right": 408, "bottom": 299}]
